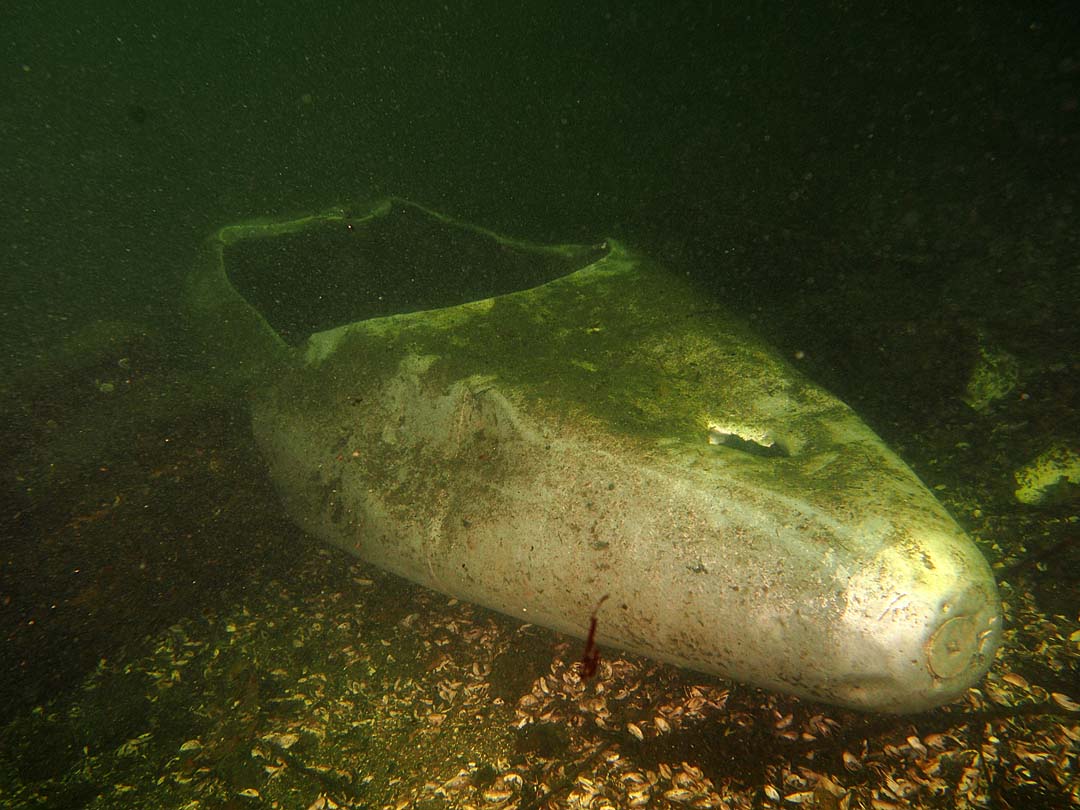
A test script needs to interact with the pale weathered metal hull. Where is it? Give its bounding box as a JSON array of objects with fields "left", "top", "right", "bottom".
[{"left": 190, "top": 199, "right": 1002, "bottom": 713}]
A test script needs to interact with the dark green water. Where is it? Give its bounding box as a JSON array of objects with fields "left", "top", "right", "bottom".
[{"left": 5, "top": 2, "right": 1077, "bottom": 363}]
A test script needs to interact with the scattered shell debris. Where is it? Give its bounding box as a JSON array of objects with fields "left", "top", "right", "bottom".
[{"left": 0, "top": 544, "right": 1076, "bottom": 809}]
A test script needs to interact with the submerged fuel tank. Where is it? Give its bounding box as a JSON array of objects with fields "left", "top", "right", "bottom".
[{"left": 187, "top": 198, "right": 1002, "bottom": 713}]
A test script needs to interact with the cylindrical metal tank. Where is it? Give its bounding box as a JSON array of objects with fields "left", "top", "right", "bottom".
[{"left": 188, "top": 198, "right": 1002, "bottom": 712}]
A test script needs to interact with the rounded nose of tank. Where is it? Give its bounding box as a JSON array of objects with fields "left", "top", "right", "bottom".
[
  {"left": 924, "top": 585, "right": 1002, "bottom": 686},
  {"left": 836, "top": 543, "right": 1003, "bottom": 713}
]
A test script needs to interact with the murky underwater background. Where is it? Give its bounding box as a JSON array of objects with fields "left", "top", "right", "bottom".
[{"left": 1, "top": 2, "right": 1078, "bottom": 808}]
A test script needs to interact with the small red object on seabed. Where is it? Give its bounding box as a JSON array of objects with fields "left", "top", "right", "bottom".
[{"left": 578, "top": 594, "right": 610, "bottom": 679}]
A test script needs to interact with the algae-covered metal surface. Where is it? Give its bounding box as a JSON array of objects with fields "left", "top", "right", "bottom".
[{"left": 181, "top": 199, "right": 1004, "bottom": 714}]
